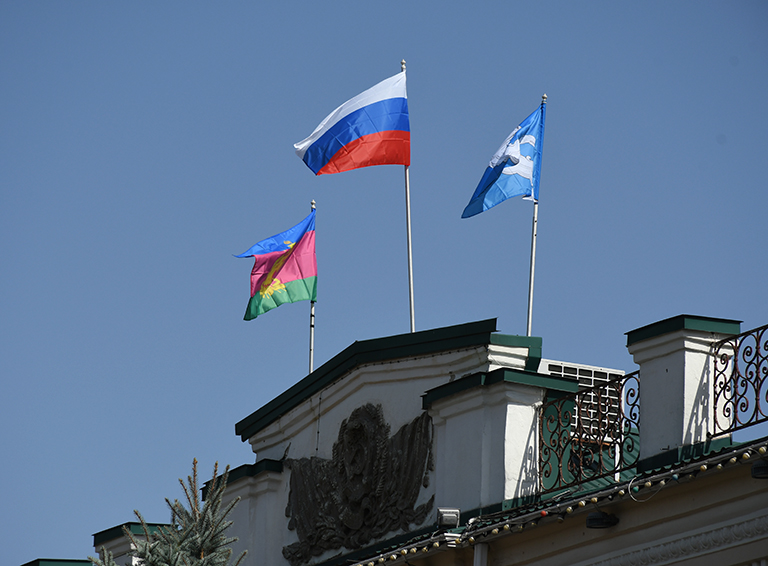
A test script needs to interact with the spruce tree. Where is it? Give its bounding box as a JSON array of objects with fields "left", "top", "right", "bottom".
[{"left": 90, "top": 459, "right": 246, "bottom": 566}]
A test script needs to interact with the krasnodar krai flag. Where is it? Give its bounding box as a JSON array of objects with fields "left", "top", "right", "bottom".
[
  {"left": 294, "top": 72, "right": 410, "bottom": 175},
  {"left": 235, "top": 211, "right": 317, "bottom": 320},
  {"left": 462, "top": 102, "right": 546, "bottom": 218}
]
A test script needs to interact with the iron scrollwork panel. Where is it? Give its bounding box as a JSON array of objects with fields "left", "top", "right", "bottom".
[
  {"left": 713, "top": 324, "right": 768, "bottom": 436},
  {"left": 539, "top": 372, "right": 639, "bottom": 494}
]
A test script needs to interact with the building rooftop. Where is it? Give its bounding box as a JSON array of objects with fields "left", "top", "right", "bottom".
[{"left": 235, "top": 318, "right": 544, "bottom": 442}]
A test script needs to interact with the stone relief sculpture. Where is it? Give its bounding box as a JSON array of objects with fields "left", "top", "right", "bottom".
[{"left": 282, "top": 403, "right": 434, "bottom": 566}]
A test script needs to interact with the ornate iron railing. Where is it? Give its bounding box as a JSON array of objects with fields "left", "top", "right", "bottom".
[
  {"left": 539, "top": 371, "right": 640, "bottom": 494},
  {"left": 712, "top": 324, "right": 768, "bottom": 436}
]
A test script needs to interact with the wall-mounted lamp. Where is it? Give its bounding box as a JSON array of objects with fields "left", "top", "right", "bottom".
[
  {"left": 437, "top": 508, "right": 461, "bottom": 529},
  {"left": 586, "top": 511, "right": 619, "bottom": 529}
]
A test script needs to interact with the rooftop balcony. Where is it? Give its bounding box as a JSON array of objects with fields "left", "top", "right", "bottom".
[
  {"left": 539, "top": 319, "right": 767, "bottom": 495},
  {"left": 539, "top": 370, "right": 639, "bottom": 494},
  {"left": 712, "top": 323, "right": 768, "bottom": 437}
]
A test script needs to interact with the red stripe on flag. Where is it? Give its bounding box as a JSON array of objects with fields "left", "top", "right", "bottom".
[{"left": 317, "top": 130, "right": 410, "bottom": 175}]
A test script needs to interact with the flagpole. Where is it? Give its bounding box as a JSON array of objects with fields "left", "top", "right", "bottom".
[
  {"left": 309, "top": 199, "right": 316, "bottom": 372},
  {"left": 402, "top": 59, "right": 416, "bottom": 333},
  {"left": 526, "top": 199, "right": 538, "bottom": 337},
  {"left": 526, "top": 94, "right": 546, "bottom": 337},
  {"left": 405, "top": 163, "right": 415, "bottom": 333}
]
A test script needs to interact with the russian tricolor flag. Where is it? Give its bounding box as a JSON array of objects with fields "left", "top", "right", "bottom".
[{"left": 294, "top": 72, "right": 410, "bottom": 175}]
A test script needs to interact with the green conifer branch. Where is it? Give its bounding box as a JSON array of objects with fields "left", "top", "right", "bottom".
[{"left": 89, "top": 460, "right": 245, "bottom": 566}]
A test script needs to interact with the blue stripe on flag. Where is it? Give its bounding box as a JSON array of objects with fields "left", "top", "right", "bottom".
[
  {"left": 234, "top": 210, "right": 316, "bottom": 258},
  {"left": 302, "top": 98, "right": 409, "bottom": 174}
]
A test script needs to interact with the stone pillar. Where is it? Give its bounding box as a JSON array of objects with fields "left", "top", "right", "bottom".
[
  {"left": 424, "top": 369, "right": 578, "bottom": 513},
  {"left": 626, "top": 315, "right": 740, "bottom": 462},
  {"left": 221, "top": 461, "right": 285, "bottom": 566}
]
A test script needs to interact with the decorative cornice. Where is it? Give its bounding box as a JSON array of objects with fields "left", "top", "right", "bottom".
[
  {"left": 625, "top": 315, "right": 741, "bottom": 347},
  {"left": 422, "top": 367, "right": 577, "bottom": 410},
  {"left": 236, "top": 319, "right": 500, "bottom": 441},
  {"left": 575, "top": 509, "right": 768, "bottom": 566}
]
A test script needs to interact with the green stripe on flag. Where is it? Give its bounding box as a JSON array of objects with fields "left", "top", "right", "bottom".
[{"left": 244, "top": 276, "right": 317, "bottom": 320}]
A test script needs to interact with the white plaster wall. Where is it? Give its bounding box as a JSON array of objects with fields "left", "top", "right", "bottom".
[
  {"left": 629, "top": 334, "right": 687, "bottom": 457},
  {"left": 224, "top": 471, "right": 290, "bottom": 566},
  {"left": 628, "top": 329, "right": 732, "bottom": 460},
  {"left": 94, "top": 537, "right": 136, "bottom": 566},
  {"left": 249, "top": 344, "right": 529, "bottom": 464},
  {"left": 232, "top": 341, "right": 534, "bottom": 566},
  {"left": 431, "top": 386, "right": 487, "bottom": 512},
  {"left": 503, "top": 393, "right": 541, "bottom": 501},
  {"left": 429, "top": 381, "right": 544, "bottom": 513}
]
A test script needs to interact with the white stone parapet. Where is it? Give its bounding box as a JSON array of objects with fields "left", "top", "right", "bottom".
[{"left": 626, "top": 315, "right": 741, "bottom": 461}]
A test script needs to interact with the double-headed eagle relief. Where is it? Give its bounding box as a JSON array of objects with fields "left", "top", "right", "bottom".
[{"left": 283, "top": 404, "right": 434, "bottom": 565}]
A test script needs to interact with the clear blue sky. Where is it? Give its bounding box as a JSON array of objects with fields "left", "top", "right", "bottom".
[{"left": 2, "top": 3, "right": 767, "bottom": 564}]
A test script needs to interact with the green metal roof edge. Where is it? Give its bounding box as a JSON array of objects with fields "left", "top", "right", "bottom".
[
  {"left": 21, "top": 561, "right": 92, "bottom": 566},
  {"left": 309, "top": 502, "right": 504, "bottom": 566},
  {"left": 422, "top": 368, "right": 578, "bottom": 409},
  {"left": 489, "top": 368, "right": 579, "bottom": 393},
  {"left": 228, "top": 458, "right": 283, "bottom": 483},
  {"left": 202, "top": 459, "right": 283, "bottom": 500},
  {"left": 490, "top": 334, "right": 542, "bottom": 371},
  {"left": 626, "top": 314, "right": 741, "bottom": 347},
  {"left": 309, "top": 435, "right": 766, "bottom": 566},
  {"left": 489, "top": 334, "right": 542, "bottom": 349},
  {"left": 500, "top": 493, "right": 541, "bottom": 511},
  {"left": 636, "top": 436, "right": 733, "bottom": 473},
  {"left": 235, "top": 319, "right": 499, "bottom": 442},
  {"left": 92, "top": 522, "right": 172, "bottom": 547},
  {"left": 309, "top": 523, "right": 437, "bottom": 566}
]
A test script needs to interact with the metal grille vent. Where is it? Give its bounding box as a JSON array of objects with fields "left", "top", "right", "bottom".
[{"left": 542, "top": 360, "right": 624, "bottom": 439}]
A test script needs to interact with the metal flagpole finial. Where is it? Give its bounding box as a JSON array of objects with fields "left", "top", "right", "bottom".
[
  {"left": 311, "top": 199, "right": 316, "bottom": 210},
  {"left": 542, "top": 93, "right": 547, "bottom": 104},
  {"left": 401, "top": 59, "right": 406, "bottom": 72}
]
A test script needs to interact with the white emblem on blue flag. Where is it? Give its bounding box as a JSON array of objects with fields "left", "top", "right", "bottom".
[{"left": 462, "top": 103, "right": 545, "bottom": 218}]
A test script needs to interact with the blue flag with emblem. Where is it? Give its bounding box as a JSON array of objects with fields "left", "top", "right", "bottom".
[{"left": 462, "top": 101, "right": 546, "bottom": 218}]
